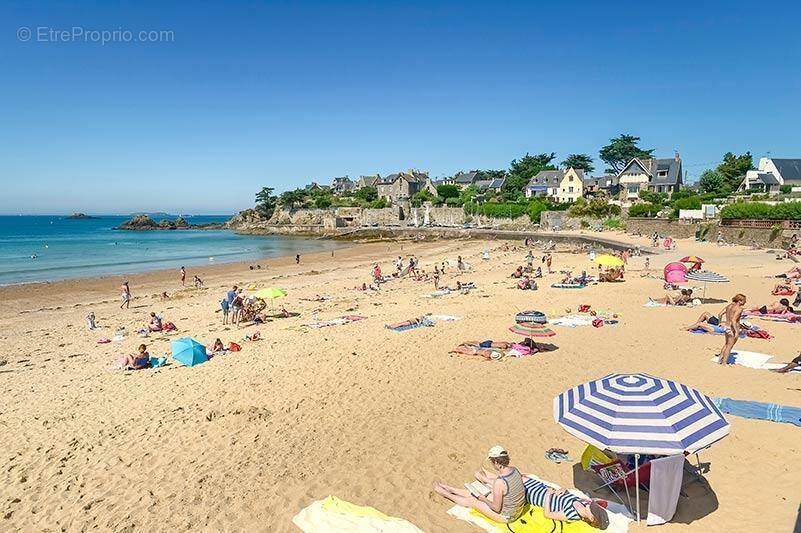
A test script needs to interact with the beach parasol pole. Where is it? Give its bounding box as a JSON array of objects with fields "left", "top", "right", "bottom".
[{"left": 635, "top": 453, "right": 641, "bottom": 523}]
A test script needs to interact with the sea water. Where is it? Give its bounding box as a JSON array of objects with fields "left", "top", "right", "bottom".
[{"left": 0, "top": 215, "right": 344, "bottom": 285}]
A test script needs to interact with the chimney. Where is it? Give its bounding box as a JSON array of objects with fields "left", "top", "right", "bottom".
[{"left": 674, "top": 151, "right": 680, "bottom": 162}]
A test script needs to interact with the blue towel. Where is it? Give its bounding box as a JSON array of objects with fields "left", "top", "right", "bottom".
[{"left": 713, "top": 397, "right": 801, "bottom": 427}]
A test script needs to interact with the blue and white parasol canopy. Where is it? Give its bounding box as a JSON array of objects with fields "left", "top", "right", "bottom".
[
  {"left": 554, "top": 373, "right": 730, "bottom": 455},
  {"left": 686, "top": 270, "right": 729, "bottom": 283}
]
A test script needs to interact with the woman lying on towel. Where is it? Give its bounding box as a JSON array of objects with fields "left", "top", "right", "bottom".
[
  {"left": 450, "top": 339, "right": 537, "bottom": 359},
  {"left": 747, "top": 298, "right": 793, "bottom": 315},
  {"left": 772, "top": 353, "right": 801, "bottom": 373},
  {"left": 433, "top": 446, "right": 527, "bottom": 523},
  {"left": 475, "top": 467, "right": 609, "bottom": 529},
  {"left": 685, "top": 310, "right": 728, "bottom": 333},
  {"left": 777, "top": 266, "right": 801, "bottom": 279},
  {"left": 651, "top": 288, "right": 693, "bottom": 306},
  {"left": 386, "top": 316, "right": 434, "bottom": 329},
  {"left": 771, "top": 281, "right": 795, "bottom": 296}
]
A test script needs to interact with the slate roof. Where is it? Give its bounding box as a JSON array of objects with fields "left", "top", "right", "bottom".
[
  {"left": 773, "top": 159, "right": 801, "bottom": 182},
  {"left": 618, "top": 157, "right": 682, "bottom": 186}
]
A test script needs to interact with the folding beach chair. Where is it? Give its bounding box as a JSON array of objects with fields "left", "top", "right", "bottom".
[{"left": 581, "top": 445, "right": 651, "bottom": 512}]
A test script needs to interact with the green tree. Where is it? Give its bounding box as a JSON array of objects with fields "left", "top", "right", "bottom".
[
  {"left": 599, "top": 134, "right": 654, "bottom": 173},
  {"left": 503, "top": 152, "right": 556, "bottom": 196},
  {"left": 716, "top": 152, "right": 753, "bottom": 191},
  {"left": 436, "top": 184, "right": 460, "bottom": 200},
  {"left": 698, "top": 169, "right": 726, "bottom": 194},
  {"left": 638, "top": 190, "right": 668, "bottom": 205},
  {"left": 255, "top": 187, "right": 277, "bottom": 219},
  {"left": 561, "top": 153, "right": 595, "bottom": 173},
  {"left": 314, "top": 195, "right": 332, "bottom": 208},
  {"left": 474, "top": 169, "right": 506, "bottom": 182},
  {"left": 278, "top": 188, "right": 308, "bottom": 208},
  {"left": 354, "top": 186, "right": 378, "bottom": 202}
]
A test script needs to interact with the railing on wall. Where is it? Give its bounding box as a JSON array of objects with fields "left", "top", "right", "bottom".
[{"left": 720, "top": 219, "right": 801, "bottom": 229}]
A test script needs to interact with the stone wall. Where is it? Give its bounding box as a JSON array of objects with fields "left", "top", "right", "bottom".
[{"left": 624, "top": 217, "right": 801, "bottom": 247}]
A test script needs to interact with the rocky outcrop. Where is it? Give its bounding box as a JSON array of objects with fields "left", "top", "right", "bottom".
[
  {"left": 67, "top": 212, "right": 97, "bottom": 219},
  {"left": 117, "top": 215, "right": 220, "bottom": 230}
]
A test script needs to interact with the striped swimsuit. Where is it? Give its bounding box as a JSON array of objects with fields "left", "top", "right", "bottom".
[{"left": 523, "top": 478, "right": 581, "bottom": 521}]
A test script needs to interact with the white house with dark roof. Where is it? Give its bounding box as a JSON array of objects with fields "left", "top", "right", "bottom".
[
  {"left": 738, "top": 157, "right": 801, "bottom": 194},
  {"left": 525, "top": 168, "right": 584, "bottom": 203},
  {"left": 616, "top": 154, "right": 683, "bottom": 200},
  {"left": 375, "top": 170, "right": 437, "bottom": 204},
  {"left": 330, "top": 176, "right": 355, "bottom": 194}
]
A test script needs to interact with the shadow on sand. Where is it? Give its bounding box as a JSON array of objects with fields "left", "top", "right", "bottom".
[{"left": 570, "top": 459, "right": 719, "bottom": 525}]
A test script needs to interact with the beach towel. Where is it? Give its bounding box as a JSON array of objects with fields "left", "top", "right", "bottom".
[
  {"left": 707, "top": 350, "right": 787, "bottom": 369},
  {"left": 385, "top": 318, "right": 434, "bottom": 332},
  {"left": 447, "top": 477, "right": 630, "bottom": 533},
  {"left": 646, "top": 454, "right": 684, "bottom": 526},
  {"left": 551, "top": 283, "right": 585, "bottom": 289},
  {"left": 643, "top": 300, "right": 666, "bottom": 308},
  {"left": 741, "top": 312, "right": 801, "bottom": 323},
  {"left": 420, "top": 289, "right": 451, "bottom": 299},
  {"left": 713, "top": 397, "right": 801, "bottom": 427},
  {"left": 690, "top": 327, "right": 768, "bottom": 338},
  {"left": 293, "top": 495, "right": 423, "bottom": 532},
  {"left": 426, "top": 314, "right": 462, "bottom": 322},
  {"left": 549, "top": 315, "right": 593, "bottom": 328}
]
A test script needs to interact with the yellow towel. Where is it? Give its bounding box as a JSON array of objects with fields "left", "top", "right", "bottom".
[
  {"left": 469, "top": 504, "right": 602, "bottom": 532},
  {"left": 321, "top": 495, "right": 400, "bottom": 521}
]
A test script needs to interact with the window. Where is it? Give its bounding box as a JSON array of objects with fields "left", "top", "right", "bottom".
[
  {"left": 569, "top": 175, "right": 574, "bottom": 181},
  {"left": 568, "top": 187, "right": 574, "bottom": 193},
  {"left": 627, "top": 185, "right": 639, "bottom": 194},
  {"left": 657, "top": 170, "right": 668, "bottom": 177}
]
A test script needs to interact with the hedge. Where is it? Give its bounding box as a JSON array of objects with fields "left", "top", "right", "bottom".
[
  {"left": 628, "top": 203, "right": 661, "bottom": 217},
  {"left": 720, "top": 201, "right": 801, "bottom": 220}
]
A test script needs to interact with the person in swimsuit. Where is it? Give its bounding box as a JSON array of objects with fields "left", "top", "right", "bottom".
[
  {"left": 475, "top": 470, "right": 609, "bottom": 529},
  {"left": 148, "top": 312, "right": 163, "bottom": 332},
  {"left": 748, "top": 298, "right": 792, "bottom": 315},
  {"left": 120, "top": 281, "right": 131, "bottom": 309},
  {"left": 772, "top": 353, "right": 801, "bottom": 373},
  {"left": 433, "top": 446, "right": 526, "bottom": 523},
  {"left": 180, "top": 266, "right": 186, "bottom": 286},
  {"left": 119, "top": 344, "right": 150, "bottom": 369},
  {"left": 719, "top": 294, "right": 746, "bottom": 365},
  {"left": 685, "top": 309, "right": 726, "bottom": 333}
]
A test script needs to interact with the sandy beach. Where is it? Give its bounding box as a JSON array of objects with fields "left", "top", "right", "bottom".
[{"left": 1, "top": 232, "right": 799, "bottom": 532}]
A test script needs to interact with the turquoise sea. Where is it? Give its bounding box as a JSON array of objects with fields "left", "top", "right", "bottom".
[{"left": 0, "top": 215, "right": 343, "bottom": 285}]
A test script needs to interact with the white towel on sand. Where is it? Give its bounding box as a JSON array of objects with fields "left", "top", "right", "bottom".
[
  {"left": 550, "top": 315, "right": 594, "bottom": 327},
  {"left": 646, "top": 454, "right": 685, "bottom": 526},
  {"left": 708, "top": 350, "right": 782, "bottom": 369},
  {"left": 293, "top": 497, "right": 423, "bottom": 532}
]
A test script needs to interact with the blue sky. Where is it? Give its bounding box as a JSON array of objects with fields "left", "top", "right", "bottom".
[{"left": 1, "top": 1, "right": 799, "bottom": 214}]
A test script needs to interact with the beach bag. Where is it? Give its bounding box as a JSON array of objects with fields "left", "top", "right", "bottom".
[
  {"left": 592, "top": 318, "right": 604, "bottom": 328},
  {"left": 163, "top": 322, "right": 177, "bottom": 331},
  {"left": 228, "top": 342, "right": 241, "bottom": 352},
  {"left": 746, "top": 329, "right": 771, "bottom": 339},
  {"left": 578, "top": 304, "right": 591, "bottom": 313}
]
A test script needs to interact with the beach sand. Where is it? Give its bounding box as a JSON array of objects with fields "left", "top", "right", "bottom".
[{"left": 1, "top": 232, "right": 799, "bottom": 532}]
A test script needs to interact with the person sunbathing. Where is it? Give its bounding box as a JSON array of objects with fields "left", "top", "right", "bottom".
[
  {"left": 651, "top": 289, "right": 692, "bottom": 306},
  {"left": 474, "top": 469, "right": 609, "bottom": 530},
  {"left": 599, "top": 268, "right": 623, "bottom": 282},
  {"left": 772, "top": 281, "right": 795, "bottom": 295},
  {"left": 433, "top": 446, "right": 526, "bottom": 524},
  {"left": 210, "top": 338, "right": 224, "bottom": 354},
  {"left": 511, "top": 266, "right": 524, "bottom": 278},
  {"left": 119, "top": 344, "right": 151, "bottom": 370},
  {"left": 148, "top": 312, "right": 163, "bottom": 332},
  {"left": 778, "top": 266, "right": 801, "bottom": 279},
  {"left": 685, "top": 310, "right": 727, "bottom": 333},
  {"left": 387, "top": 316, "right": 433, "bottom": 328},
  {"left": 748, "top": 298, "right": 793, "bottom": 315},
  {"left": 772, "top": 353, "right": 801, "bottom": 373}
]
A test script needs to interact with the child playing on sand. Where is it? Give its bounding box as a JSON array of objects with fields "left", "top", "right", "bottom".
[
  {"left": 86, "top": 312, "right": 96, "bottom": 330},
  {"left": 220, "top": 297, "right": 230, "bottom": 325}
]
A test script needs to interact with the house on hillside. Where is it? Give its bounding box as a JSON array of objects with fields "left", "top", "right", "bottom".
[
  {"left": 356, "top": 174, "right": 380, "bottom": 189},
  {"left": 616, "top": 154, "right": 683, "bottom": 201},
  {"left": 738, "top": 157, "right": 801, "bottom": 194},
  {"left": 474, "top": 177, "right": 506, "bottom": 193},
  {"left": 331, "top": 176, "right": 355, "bottom": 194},
  {"left": 376, "top": 170, "right": 437, "bottom": 204},
  {"left": 452, "top": 171, "right": 479, "bottom": 189},
  {"left": 524, "top": 168, "right": 584, "bottom": 203},
  {"left": 304, "top": 182, "right": 329, "bottom": 192},
  {"left": 583, "top": 174, "right": 620, "bottom": 197}
]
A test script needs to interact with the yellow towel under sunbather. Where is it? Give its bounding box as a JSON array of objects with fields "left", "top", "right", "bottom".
[{"left": 469, "top": 504, "right": 604, "bottom": 532}]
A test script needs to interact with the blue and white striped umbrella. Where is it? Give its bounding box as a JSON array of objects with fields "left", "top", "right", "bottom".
[
  {"left": 685, "top": 270, "right": 729, "bottom": 283},
  {"left": 553, "top": 373, "right": 730, "bottom": 455}
]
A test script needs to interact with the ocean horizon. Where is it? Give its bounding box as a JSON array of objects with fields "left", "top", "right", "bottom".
[{"left": 0, "top": 215, "right": 343, "bottom": 286}]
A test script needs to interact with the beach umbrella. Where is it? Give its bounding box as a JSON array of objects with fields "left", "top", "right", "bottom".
[
  {"left": 252, "top": 287, "right": 287, "bottom": 300},
  {"left": 252, "top": 287, "right": 287, "bottom": 309},
  {"left": 171, "top": 338, "right": 208, "bottom": 367},
  {"left": 679, "top": 255, "right": 704, "bottom": 265},
  {"left": 686, "top": 270, "right": 729, "bottom": 298},
  {"left": 508, "top": 322, "right": 555, "bottom": 337},
  {"left": 593, "top": 254, "right": 624, "bottom": 267},
  {"left": 554, "top": 373, "right": 730, "bottom": 522}
]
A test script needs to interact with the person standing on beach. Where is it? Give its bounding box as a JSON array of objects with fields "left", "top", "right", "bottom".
[
  {"left": 719, "top": 294, "right": 746, "bottom": 365},
  {"left": 295, "top": 254, "right": 300, "bottom": 264},
  {"left": 180, "top": 266, "right": 186, "bottom": 286},
  {"left": 546, "top": 253, "right": 553, "bottom": 273},
  {"left": 120, "top": 281, "right": 131, "bottom": 309}
]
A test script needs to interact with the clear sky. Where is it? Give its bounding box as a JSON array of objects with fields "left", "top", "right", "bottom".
[{"left": 2, "top": 1, "right": 799, "bottom": 214}]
